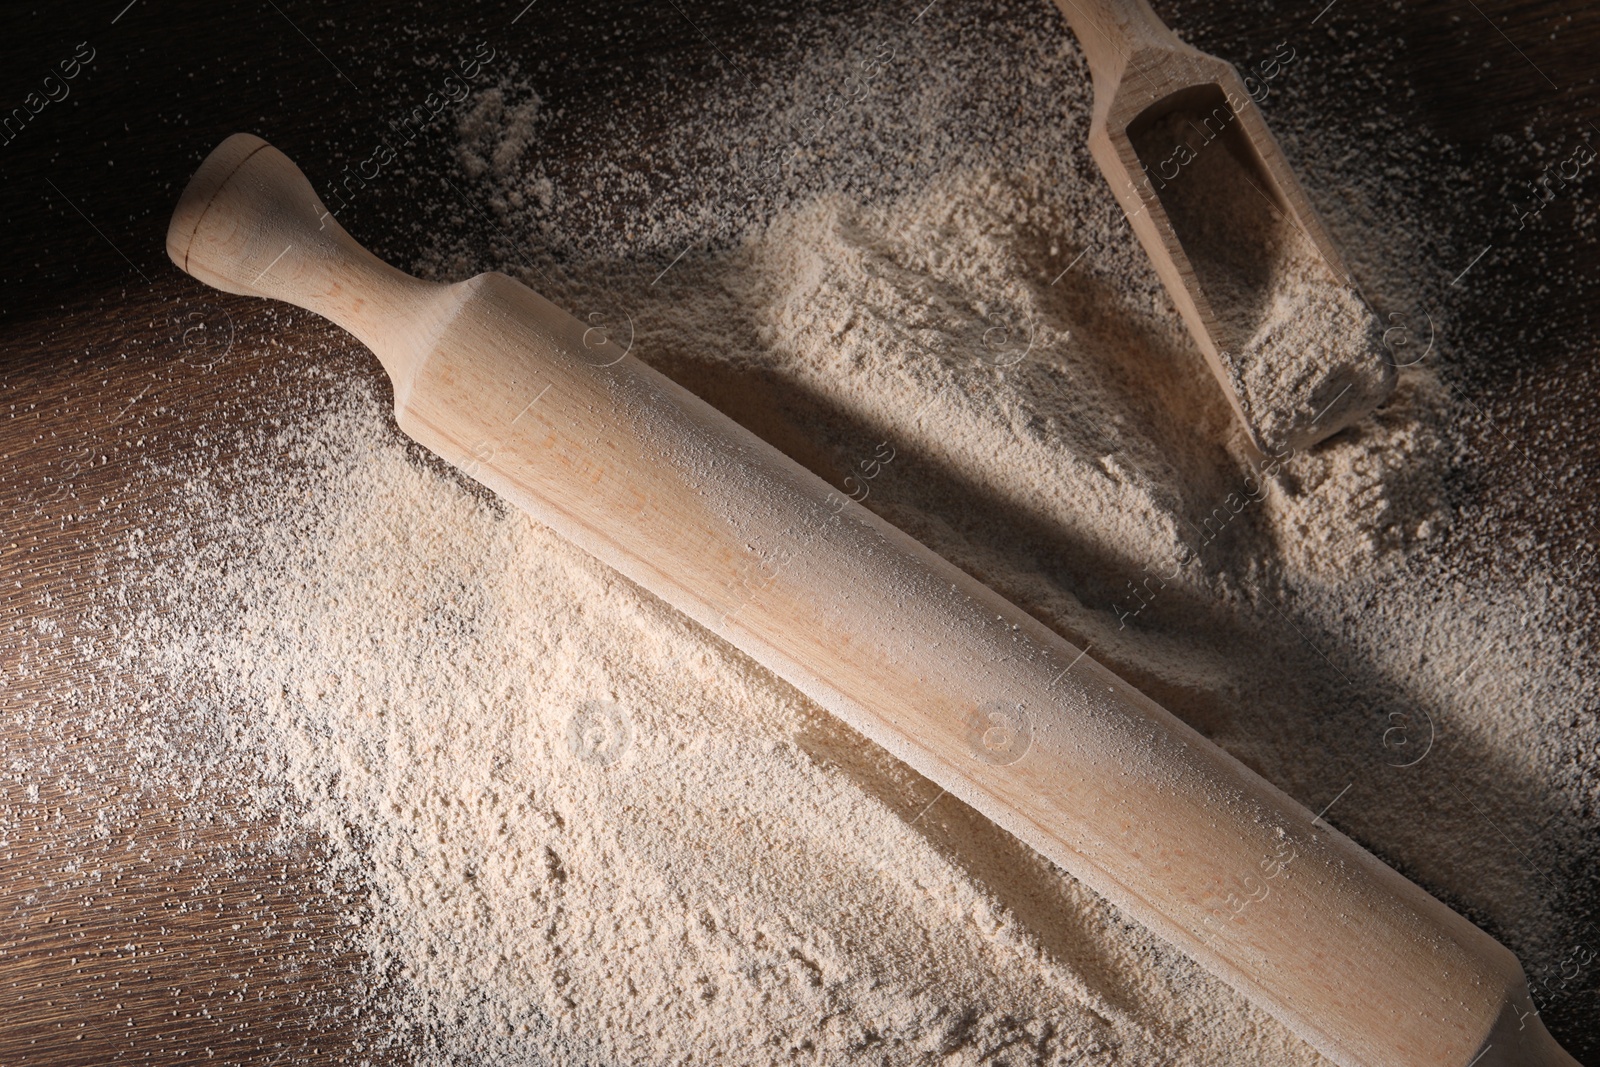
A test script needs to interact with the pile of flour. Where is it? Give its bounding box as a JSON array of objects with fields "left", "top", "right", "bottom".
[{"left": 106, "top": 2, "right": 1596, "bottom": 1064}]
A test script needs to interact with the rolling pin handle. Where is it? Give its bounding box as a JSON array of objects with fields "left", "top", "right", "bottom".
[{"left": 165, "top": 132, "right": 445, "bottom": 384}]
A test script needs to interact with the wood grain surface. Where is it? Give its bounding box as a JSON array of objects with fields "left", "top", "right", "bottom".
[{"left": 2, "top": 1, "right": 1597, "bottom": 1064}]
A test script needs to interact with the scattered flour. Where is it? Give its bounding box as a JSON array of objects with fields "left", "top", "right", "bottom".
[
  {"left": 130, "top": 391, "right": 1317, "bottom": 1064},
  {"left": 44, "top": 1, "right": 1598, "bottom": 1064}
]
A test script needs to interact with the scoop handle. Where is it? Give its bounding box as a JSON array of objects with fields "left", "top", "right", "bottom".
[{"left": 1051, "top": 0, "right": 1196, "bottom": 91}]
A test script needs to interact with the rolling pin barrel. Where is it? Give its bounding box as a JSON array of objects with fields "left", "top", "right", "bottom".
[{"left": 167, "top": 135, "right": 1581, "bottom": 1067}]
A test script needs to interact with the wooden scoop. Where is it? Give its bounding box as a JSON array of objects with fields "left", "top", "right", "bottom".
[
  {"left": 1052, "top": 0, "right": 1396, "bottom": 453},
  {"left": 165, "top": 135, "right": 1580, "bottom": 1067}
]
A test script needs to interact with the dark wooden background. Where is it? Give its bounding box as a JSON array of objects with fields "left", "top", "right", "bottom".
[{"left": 2, "top": 0, "right": 1597, "bottom": 1063}]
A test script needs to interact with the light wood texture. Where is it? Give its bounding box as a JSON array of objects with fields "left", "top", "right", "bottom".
[
  {"left": 1050, "top": 0, "right": 1395, "bottom": 451},
  {"left": 163, "top": 134, "right": 1582, "bottom": 1067}
]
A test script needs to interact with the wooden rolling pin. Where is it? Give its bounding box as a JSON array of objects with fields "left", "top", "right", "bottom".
[
  {"left": 1050, "top": 0, "right": 1396, "bottom": 452},
  {"left": 166, "top": 134, "right": 1581, "bottom": 1067}
]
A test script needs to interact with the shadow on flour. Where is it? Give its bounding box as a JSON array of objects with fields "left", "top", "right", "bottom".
[{"left": 645, "top": 259, "right": 1598, "bottom": 1056}]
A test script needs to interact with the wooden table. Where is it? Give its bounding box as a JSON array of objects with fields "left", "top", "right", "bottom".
[{"left": 3, "top": 1, "right": 1596, "bottom": 1063}]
